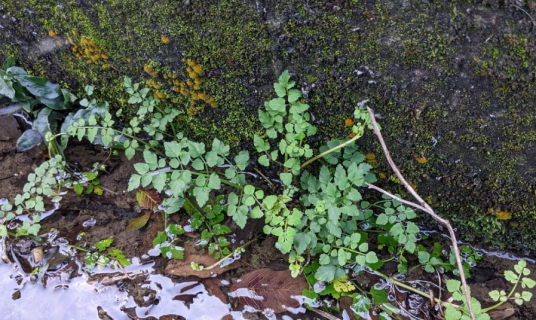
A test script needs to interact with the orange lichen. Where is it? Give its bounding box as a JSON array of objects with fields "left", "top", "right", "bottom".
[
  {"left": 48, "top": 30, "right": 57, "bottom": 37},
  {"left": 144, "top": 65, "right": 158, "bottom": 77},
  {"left": 347, "top": 132, "right": 356, "bottom": 138},
  {"left": 153, "top": 92, "right": 166, "bottom": 100},
  {"left": 365, "top": 153, "right": 377, "bottom": 168},
  {"left": 345, "top": 118, "right": 354, "bottom": 126},
  {"left": 146, "top": 80, "right": 162, "bottom": 90},
  {"left": 161, "top": 35, "right": 171, "bottom": 44},
  {"left": 70, "top": 36, "right": 108, "bottom": 65},
  {"left": 135, "top": 58, "right": 217, "bottom": 115}
]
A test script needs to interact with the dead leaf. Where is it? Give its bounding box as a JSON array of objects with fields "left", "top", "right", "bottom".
[
  {"left": 126, "top": 211, "right": 152, "bottom": 230},
  {"left": 229, "top": 268, "right": 307, "bottom": 313},
  {"left": 202, "top": 278, "right": 228, "bottom": 305},
  {"left": 488, "top": 302, "right": 515, "bottom": 320},
  {"left": 136, "top": 188, "right": 161, "bottom": 210},
  {"left": 165, "top": 253, "right": 241, "bottom": 278}
]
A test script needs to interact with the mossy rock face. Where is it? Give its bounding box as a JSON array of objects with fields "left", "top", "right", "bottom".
[{"left": 1, "top": 0, "right": 536, "bottom": 251}]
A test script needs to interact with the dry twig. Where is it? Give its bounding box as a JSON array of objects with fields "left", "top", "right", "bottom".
[
  {"left": 510, "top": 4, "right": 536, "bottom": 26},
  {"left": 365, "top": 107, "right": 475, "bottom": 320}
]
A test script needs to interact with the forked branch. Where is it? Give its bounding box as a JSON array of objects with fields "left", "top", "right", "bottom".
[{"left": 365, "top": 107, "right": 475, "bottom": 320}]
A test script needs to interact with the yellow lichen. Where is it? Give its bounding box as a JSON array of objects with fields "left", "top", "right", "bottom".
[
  {"left": 490, "top": 208, "right": 512, "bottom": 220},
  {"left": 161, "top": 35, "right": 171, "bottom": 44},
  {"left": 416, "top": 157, "right": 427, "bottom": 164},
  {"left": 345, "top": 118, "right": 354, "bottom": 126},
  {"left": 48, "top": 30, "right": 57, "bottom": 37}
]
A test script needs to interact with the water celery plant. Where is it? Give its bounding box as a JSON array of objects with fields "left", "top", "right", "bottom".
[{"left": 1, "top": 62, "right": 534, "bottom": 319}]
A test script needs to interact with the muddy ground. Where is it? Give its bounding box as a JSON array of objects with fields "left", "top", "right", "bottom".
[{"left": 1, "top": 114, "right": 536, "bottom": 319}]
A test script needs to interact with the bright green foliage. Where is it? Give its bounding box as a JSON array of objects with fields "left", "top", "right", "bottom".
[
  {"left": 445, "top": 260, "right": 534, "bottom": 319},
  {"left": 0, "top": 155, "right": 68, "bottom": 237},
  {"left": 487, "top": 260, "right": 534, "bottom": 307},
  {"left": 85, "top": 238, "right": 131, "bottom": 271}
]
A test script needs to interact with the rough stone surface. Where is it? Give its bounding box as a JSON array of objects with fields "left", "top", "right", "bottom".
[{"left": 0, "top": 116, "right": 20, "bottom": 141}]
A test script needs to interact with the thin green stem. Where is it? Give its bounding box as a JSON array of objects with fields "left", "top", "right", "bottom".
[
  {"left": 301, "top": 131, "right": 363, "bottom": 168},
  {"left": 189, "top": 171, "right": 242, "bottom": 189},
  {"left": 334, "top": 246, "right": 365, "bottom": 256},
  {"left": 68, "top": 244, "right": 89, "bottom": 252},
  {"left": 372, "top": 270, "right": 460, "bottom": 309},
  {"left": 51, "top": 128, "right": 166, "bottom": 157},
  {"left": 481, "top": 272, "right": 522, "bottom": 313},
  {"left": 202, "top": 235, "right": 261, "bottom": 270}
]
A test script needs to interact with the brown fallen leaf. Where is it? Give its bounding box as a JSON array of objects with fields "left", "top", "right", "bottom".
[
  {"left": 229, "top": 268, "right": 307, "bottom": 313},
  {"left": 127, "top": 188, "right": 162, "bottom": 229},
  {"left": 203, "top": 277, "right": 234, "bottom": 319},
  {"left": 136, "top": 188, "right": 161, "bottom": 210},
  {"left": 488, "top": 302, "right": 515, "bottom": 320},
  {"left": 165, "top": 253, "right": 241, "bottom": 278},
  {"left": 126, "top": 211, "right": 152, "bottom": 230}
]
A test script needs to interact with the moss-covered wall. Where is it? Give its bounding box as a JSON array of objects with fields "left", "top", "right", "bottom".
[{"left": 1, "top": 0, "right": 536, "bottom": 251}]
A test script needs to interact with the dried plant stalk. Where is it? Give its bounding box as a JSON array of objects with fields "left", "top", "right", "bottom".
[{"left": 365, "top": 107, "right": 475, "bottom": 320}]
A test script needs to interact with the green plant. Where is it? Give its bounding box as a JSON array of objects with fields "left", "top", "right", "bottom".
[
  {"left": 5, "top": 66, "right": 522, "bottom": 320},
  {"left": 485, "top": 259, "right": 535, "bottom": 310},
  {"left": 0, "top": 155, "right": 67, "bottom": 237},
  {"left": 0, "top": 57, "right": 77, "bottom": 152},
  {"left": 85, "top": 238, "right": 131, "bottom": 271}
]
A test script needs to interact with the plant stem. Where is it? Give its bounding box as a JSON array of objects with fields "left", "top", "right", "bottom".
[
  {"left": 373, "top": 270, "right": 460, "bottom": 309},
  {"left": 366, "top": 107, "right": 475, "bottom": 320},
  {"left": 481, "top": 272, "right": 522, "bottom": 313},
  {"left": 301, "top": 131, "right": 363, "bottom": 168},
  {"left": 51, "top": 128, "right": 166, "bottom": 157},
  {"left": 68, "top": 244, "right": 89, "bottom": 252},
  {"left": 189, "top": 171, "right": 242, "bottom": 189},
  {"left": 202, "top": 235, "right": 261, "bottom": 270}
]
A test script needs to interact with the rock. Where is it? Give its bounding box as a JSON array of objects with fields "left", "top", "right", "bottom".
[{"left": 0, "top": 116, "right": 20, "bottom": 141}]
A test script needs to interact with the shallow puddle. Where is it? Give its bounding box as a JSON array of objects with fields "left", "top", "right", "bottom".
[{"left": 0, "top": 258, "right": 237, "bottom": 319}]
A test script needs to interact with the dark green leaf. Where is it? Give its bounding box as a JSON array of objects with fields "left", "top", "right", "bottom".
[
  {"left": 16, "top": 129, "right": 43, "bottom": 151},
  {"left": 0, "top": 77, "right": 15, "bottom": 99},
  {"left": 153, "top": 231, "right": 167, "bottom": 246},
  {"left": 15, "top": 75, "right": 61, "bottom": 99},
  {"left": 0, "top": 104, "right": 21, "bottom": 117},
  {"left": 1, "top": 57, "right": 16, "bottom": 71},
  {"left": 315, "top": 265, "right": 346, "bottom": 282}
]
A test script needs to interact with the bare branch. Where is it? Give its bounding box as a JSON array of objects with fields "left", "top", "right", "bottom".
[{"left": 366, "top": 107, "right": 476, "bottom": 320}]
